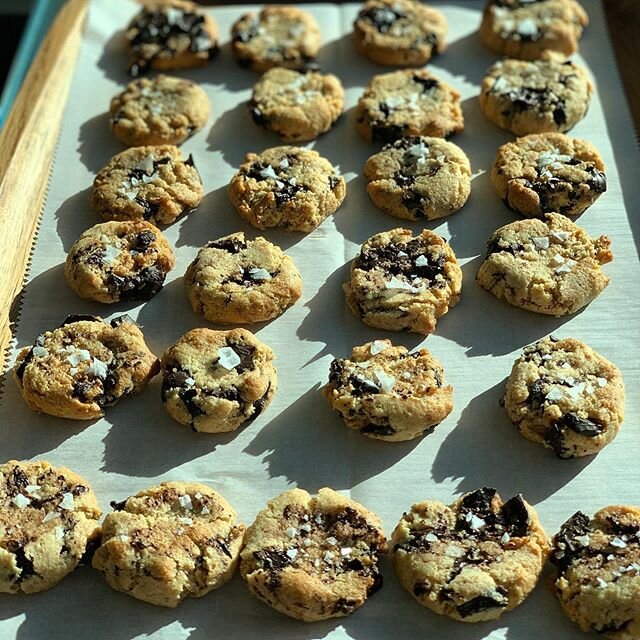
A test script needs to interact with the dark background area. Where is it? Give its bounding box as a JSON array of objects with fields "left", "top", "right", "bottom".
[{"left": 0, "top": 13, "right": 27, "bottom": 90}]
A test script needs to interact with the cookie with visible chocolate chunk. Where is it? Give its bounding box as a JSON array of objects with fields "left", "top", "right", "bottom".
[
  {"left": 492, "top": 133, "right": 606, "bottom": 218},
  {"left": 503, "top": 336, "right": 625, "bottom": 458},
  {"left": 392, "top": 488, "right": 550, "bottom": 622},
  {"left": 160, "top": 328, "right": 277, "bottom": 433},
  {"left": 322, "top": 340, "right": 453, "bottom": 442},
  {"left": 90, "top": 145, "right": 203, "bottom": 226},
  {"left": 355, "top": 69, "right": 464, "bottom": 143},
  {"left": 344, "top": 228, "right": 462, "bottom": 335},
  {"left": 228, "top": 146, "right": 346, "bottom": 232},
  {"left": 0, "top": 460, "right": 101, "bottom": 594},
  {"left": 65, "top": 221, "right": 175, "bottom": 304},
  {"left": 14, "top": 315, "right": 159, "bottom": 420},
  {"left": 240, "top": 487, "right": 388, "bottom": 622},
  {"left": 476, "top": 213, "right": 612, "bottom": 315}
]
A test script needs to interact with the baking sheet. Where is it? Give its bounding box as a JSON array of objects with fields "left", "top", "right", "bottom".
[{"left": 1, "top": 0, "right": 639, "bottom": 637}]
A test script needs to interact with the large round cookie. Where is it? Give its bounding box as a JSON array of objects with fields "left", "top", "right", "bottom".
[
  {"left": 323, "top": 340, "right": 453, "bottom": 442},
  {"left": 161, "top": 328, "right": 277, "bottom": 433},
  {"left": 14, "top": 315, "right": 160, "bottom": 420},
  {"left": 0, "top": 460, "right": 101, "bottom": 594},
  {"left": 344, "top": 228, "right": 462, "bottom": 334},
  {"left": 476, "top": 213, "right": 612, "bottom": 316},
  {"left": 92, "top": 481, "right": 245, "bottom": 607},
  {"left": 240, "top": 487, "right": 388, "bottom": 622},
  {"left": 392, "top": 488, "right": 550, "bottom": 622}
]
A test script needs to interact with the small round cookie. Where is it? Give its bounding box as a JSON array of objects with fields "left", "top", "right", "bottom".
[
  {"left": 231, "top": 6, "right": 321, "bottom": 72},
  {"left": 356, "top": 69, "right": 464, "bottom": 143},
  {"left": 90, "top": 145, "right": 203, "bottom": 226},
  {"left": 551, "top": 507, "right": 640, "bottom": 638},
  {"left": 126, "top": 0, "right": 218, "bottom": 77},
  {"left": 65, "top": 221, "right": 175, "bottom": 304},
  {"left": 323, "top": 340, "right": 453, "bottom": 442},
  {"left": 92, "top": 481, "right": 245, "bottom": 607},
  {"left": 0, "top": 460, "right": 101, "bottom": 594},
  {"left": 14, "top": 315, "right": 160, "bottom": 420},
  {"left": 479, "top": 0, "right": 589, "bottom": 61},
  {"left": 240, "top": 487, "right": 388, "bottom": 622},
  {"left": 228, "top": 146, "right": 346, "bottom": 232},
  {"left": 249, "top": 67, "right": 344, "bottom": 143},
  {"left": 392, "top": 488, "right": 550, "bottom": 622},
  {"left": 354, "top": 0, "right": 448, "bottom": 66},
  {"left": 502, "top": 336, "right": 625, "bottom": 458},
  {"left": 476, "top": 213, "right": 612, "bottom": 316},
  {"left": 344, "top": 228, "right": 462, "bottom": 335},
  {"left": 492, "top": 133, "right": 606, "bottom": 218},
  {"left": 161, "top": 328, "right": 277, "bottom": 433},
  {"left": 364, "top": 136, "right": 471, "bottom": 221},
  {"left": 184, "top": 232, "right": 302, "bottom": 324},
  {"left": 110, "top": 75, "right": 210, "bottom": 147},
  {"left": 479, "top": 57, "right": 593, "bottom": 136}
]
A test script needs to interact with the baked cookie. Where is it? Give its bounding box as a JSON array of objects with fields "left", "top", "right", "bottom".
[
  {"left": 323, "top": 340, "right": 453, "bottom": 442},
  {"left": 354, "top": 0, "right": 448, "bottom": 66},
  {"left": 161, "top": 328, "right": 277, "bottom": 433},
  {"left": 14, "top": 315, "right": 160, "bottom": 420},
  {"left": 90, "top": 145, "right": 203, "bottom": 226},
  {"left": 93, "top": 481, "right": 244, "bottom": 607},
  {"left": 492, "top": 133, "right": 606, "bottom": 218},
  {"left": 126, "top": 0, "right": 218, "bottom": 77},
  {"left": 231, "top": 6, "right": 321, "bottom": 72},
  {"left": 65, "top": 221, "right": 175, "bottom": 304},
  {"left": 479, "top": 0, "right": 588, "bottom": 60},
  {"left": 392, "top": 488, "right": 550, "bottom": 622},
  {"left": 356, "top": 69, "right": 464, "bottom": 143},
  {"left": 476, "top": 213, "right": 612, "bottom": 315},
  {"left": 364, "top": 136, "right": 471, "bottom": 221},
  {"left": 344, "top": 228, "right": 462, "bottom": 334},
  {"left": 479, "top": 57, "right": 593, "bottom": 136},
  {"left": 228, "top": 146, "right": 346, "bottom": 232},
  {"left": 110, "top": 75, "right": 210, "bottom": 147},
  {"left": 551, "top": 507, "right": 640, "bottom": 638},
  {"left": 502, "top": 336, "right": 625, "bottom": 458},
  {"left": 249, "top": 67, "right": 344, "bottom": 143},
  {"left": 184, "top": 232, "right": 302, "bottom": 324},
  {"left": 240, "top": 487, "right": 388, "bottom": 622},
  {"left": 0, "top": 460, "right": 101, "bottom": 594}
]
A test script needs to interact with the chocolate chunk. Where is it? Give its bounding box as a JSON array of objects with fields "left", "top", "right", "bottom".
[
  {"left": 597, "top": 620, "right": 632, "bottom": 634},
  {"left": 227, "top": 342, "right": 255, "bottom": 373},
  {"left": 551, "top": 511, "right": 591, "bottom": 574},
  {"left": 110, "top": 499, "right": 127, "bottom": 511},
  {"left": 558, "top": 412, "right": 603, "bottom": 437},
  {"left": 360, "top": 422, "right": 396, "bottom": 436},
  {"left": 79, "top": 535, "right": 101, "bottom": 565},
  {"left": 345, "top": 558, "right": 365, "bottom": 572},
  {"left": 161, "top": 370, "right": 191, "bottom": 399},
  {"left": 359, "top": 5, "right": 404, "bottom": 33},
  {"left": 14, "top": 546, "right": 36, "bottom": 581},
  {"left": 245, "top": 385, "right": 271, "bottom": 424},
  {"left": 107, "top": 266, "right": 167, "bottom": 301},
  {"left": 180, "top": 388, "right": 205, "bottom": 419},
  {"left": 212, "top": 537, "right": 232, "bottom": 558},
  {"left": 413, "top": 75, "right": 438, "bottom": 92},
  {"left": 253, "top": 547, "right": 292, "bottom": 572},
  {"left": 332, "top": 597, "right": 359, "bottom": 614},
  {"left": 207, "top": 237, "right": 247, "bottom": 254},
  {"left": 526, "top": 378, "right": 546, "bottom": 412},
  {"left": 328, "top": 175, "right": 340, "bottom": 190},
  {"left": 59, "top": 314, "right": 101, "bottom": 327},
  {"left": 394, "top": 172, "right": 415, "bottom": 188},
  {"left": 586, "top": 167, "right": 607, "bottom": 193},
  {"left": 371, "top": 122, "right": 406, "bottom": 144},
  {"left": 457, "top": 488, "right": 498, "bottom": 531},
  {"left": 413, "top": 582, "right": 430, "bottom": 596},
  {"left": 501, "top": 495, "right": 529, "bottom": 537},
  {"left": 273, "top": 181, "right": 302, "bottom": 205},
  {"left": 15, "top": 348, "right": 35, "bottom": 381},
  {"left": 402, "top": 190, "right": 426, "bottom": 218},
  {"left": 249, "top": 102, "right": 267, "bottom": 127},
  {"left": 456, "top": 595, "right": 506, "bottom": 618},
  {"left": 5, "top": 467, "right": 29, "bottom": 496},
  {"left": 545, "top": 423, "right": 568, "bottom": 458},
  {"left": 134, "top": 197, "right": 161, "bottom": 221},
  {"left": 132, "top": 230, "right": 156, "bottom": 252},
  {"left": 328, "top": 359, "right": 345, "bottom": 384},
  {"left": 366, "top": 569, "right": 383, "bottom": 595},
  {"left": 72, "top": 381, "right": 94, "bottom": 402},
  {"left": 553, "top": 105, "right": 567, "bottom": 126},
  {"left": 605, "top": 515, "right": 640, "bottom": 537},
  {"left": 485, "top": 238, "right": 524, "bottom": 258},
  {"left": 110, "top": 314, "right": 135, "bottom": 328},
  {"left": 349, "top": 375, "right": 380, "bottom": 397}
]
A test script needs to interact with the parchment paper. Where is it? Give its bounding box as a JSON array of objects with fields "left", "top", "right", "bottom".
[{"left": 1, "top": 1, "right": 639, "bottom": 638}]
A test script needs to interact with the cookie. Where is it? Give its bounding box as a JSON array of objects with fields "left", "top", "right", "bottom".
[
  {"left": 551, "top": 507, "right": 640, "bottom": 638},
  {"left": 14, "top": 315, "right": 160, "bottom": 420},
  {"left": 65, "top": 221, "right": 175, "bottom": 304},
  {"left": 228, "top": 146, "right": 346, "bottom": 232},
  {"left": 355, "top": 69, "right": 464, "bottom": 143},
  {"left": 344, "top": 228, "right": 462, "bottom": 335},
  {"left": 0, "top": 460, "right": 101, "bottom": 594},
  {"left": 479, "top": 0, "right": 588, "bottom": 60},
  {"left": 476, "top": 213, "right": 612, "bottom": 316},
  {"left": 479, "top": 57, "right": 593, "bottom": 136},
  {"left": 231, "top": 6, "right": 321, "bottom": 73},
  {"left": 492, "top": 133, "right": 606, "bottom": 218},
  {"left": 322, "top": 340, "right": 453, "bottom": 442},
  {"left": 184, "top": 232, "right": 302, "bottom": 324},
  {"left": 502, "top": 336, "right": 625, "bottom": 458},
  {"left": 92, "top": 481, "right": 244, "bottom": 607},
  {"left": 249, "top": 67, "right": 344, "bottom": 143},
  {"left": 90, "top": 145, "right": 204, "bottom": 226},
  {"left": 392, "top": 488, "right": 550, "bottom": 622},
  {"left": 126, "top": 0, "right": 218, "bottom": 77},
  {"left": 364, "top": 136, "right": 471, "bottom": 221},
  {"left": 354, "top": 0, "right": 448, "bottom": 66},
  {"left": 240, "top": 487, "right": 388, "bottom": 622},
  {"left": 160, "top": 328, "right": 277, "bottom": 433},
  {"left": 110, "top": 75, "right": 210, "bottom": 147}
]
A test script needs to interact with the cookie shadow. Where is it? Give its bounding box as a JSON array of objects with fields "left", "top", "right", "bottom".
[
  {"left": 435, "top": 30, "right": 497, "bottom": 87},
  {"left": 96, "top": 29, "right": 130, "bottom": 85},
  {"left": 54, "top": 187, "right": 96, "bottom": 252},
  {"left": 78, "top": 113, "right": 124, "bottom": 174}
]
